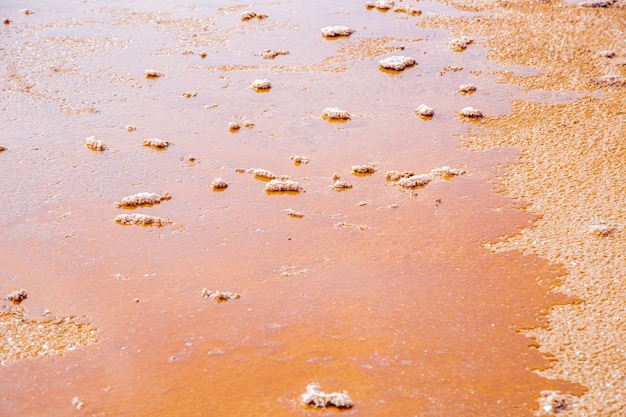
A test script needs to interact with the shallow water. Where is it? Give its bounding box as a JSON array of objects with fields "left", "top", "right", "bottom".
[{"left": 0, "top": 1, "right": 582, "bottom": 416}]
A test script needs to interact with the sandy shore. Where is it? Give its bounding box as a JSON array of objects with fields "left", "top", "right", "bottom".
[{"left": 423, "top": 0, "right": 626, "bottom": 414}]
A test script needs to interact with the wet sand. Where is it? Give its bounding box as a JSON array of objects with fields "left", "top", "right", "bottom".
[{"left": 0, "top": 0, "right": 622, "bottom": 416}]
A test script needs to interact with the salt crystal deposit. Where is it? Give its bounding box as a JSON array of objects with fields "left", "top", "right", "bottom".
[
  {"left": 394, "top": 5, "right": 421, "bottom": 15},
  {"left": 431, "top": 166, "right": 466, "bottom": 177},
  {"left": 124, "top": 124, "right": 136, "bottom": 132},
  {"left": 265, "top": 180, "right": 303, "bottom": 192},
  {"left": 241, "top": 11, "right": 257, "bottom": 20},
  {"left": 5, "top": 289, "right": 28, "bottom": 303},
  {"left": 71, "top": 397, "right": 84, "bottom": 410},
  {"left": 386, "top": 170, "right": 415, "bottom": 181},
  {"left": 321, "top": 25, "right": 356, "bottom": 37},
  {"left": 415, "top": 104, "right": 434, "bottom": 117},
  {"left": 448, "top": 36, "right": 473, "bottom": 51},
  {"left": 398, "top": 173, "right": 433, "bottom": 188},
  {"left": 301, "top": 383, "right": 354, "bottom": 409},
  {"left": 143, "top": 138, "right": 171, "bottom": 148},
  {"left": 373, "top": 0, "right": 394, "bottom": 10},
  {"left": 378, "top": 56, "right": 416, "bottom": 71},
  {"left": 212, "top": 178, "right": 229, "bottom": 189},
  {"left": 397, "top": 166, "right": 466, "bottom": 188},
  {"left": 599, "top": 50, "right": 615, "bottom": 58},
  {"left": 459, "top": 107, "right": 484, "bottom": 118},
  {"left": 260, "top": 49, "right": 290, "bottom": 59},
  {"left": 85, "top": 136, "right": 106, "bottom": 151},
  {"left": 251, "top": 79, "right": 271, "bottom": 91},
  {"left": 181, "top": 91, "right": 197, "bottom": 98},
  {"left": 352, "top": 163, "right": 378, "bottom": 174},
  {"left": 201, "top": 289, "right": 240, "bottom": 302},
  {"left": 144, "top": 69, "right": 164, "bottom": 78},
  {"left": 284, "top": 208, "right": 304, "bottom": 218},
  {"left": 322, "top": 107, "right": 351, "bottom": 120},
  {"left": 115, "top": 192, "right": 171, "bottom": 208},
  {"left": 459, "top": 83, "right": 477, "bottom": 93},
  {"left": 249, "top": 168, "right": 282, "bottom": 180},
  {"left": 331, "top": 181, "right": 353, "bottom": 190},
  {"left": 114, "top": 214, "right": 171, "bottom": 226},
  {"left": 290, "top": 155, "right": 311, "bottom": 164}
]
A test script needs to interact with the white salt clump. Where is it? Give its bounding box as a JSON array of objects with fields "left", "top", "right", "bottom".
[
  {"left": 415, "top": 104, "right": 434, "bottom": 117},
  {"left": 249, "top": 168, "right": 284, "bottom": 180},
  {"left": 398, "top": 173, "right": 433, "bottom": 188},
  {"left": 241, "top": 11, "right": 267, "bottom": 20},
  {"left": 394, "top": 5, "right": 421, "bottom": 15},
  {"left": 115, "top": 192, "right": 171, "bottom": 208},
  {"left": 301, "top": 383, "right": 354, "bottom": 409},
  {"left": 332, "top": 173, "right": 341, "bottom": 181},
  {"left": 284, "top": 208, "right": 304, "bottom": 218},
  {"left": 265, "top": 180, "right": 303, "bottom": 192},
  {"left": 331, "top": 181, "right": 353, "bottom": 190},
  {"left": 201, "top": 289, "right": 240, "bottom": 302},
  {"left": 251, "top": 79, "right": 271, "bottom": 91},
  {"left": 124, "top": 124, "right": 136, "bottom": 132},
  {"left": 182, "top": 91, "right": 197, "bottom": 98},
  {"left": 143, "top": 138, "right": 171, "bottom": 148},
  {"left": 261, "top": 49, "right": 290, "bottom": 59},
  {"left": 212, "top": 177, "right": 229, "bottom": 189},
  {"left": 430, "top": 166, "right": 466, "bottom": 177},
  {"left": 589, "top": 218, "right": 618, "bottom": 237},
  {"left": 599, "top": 50, "right": 615, "bottom": 58},
  {"left": 449, "top": 36, "right": 473, "bottom": 51},
  {"left": 397, "top": 166, "right": 466, "bottom": 188},
  {"left": 71, "top": 396, "right": 84, "bottom": 410},
  {"left": 386, "top": 170, "right": 414, "bottom": 181},
  {"left": 459, "top": 107, "right": 484, "bottom": 118},
  {"left": 145, "top": 69, "right": 164, "bottom": 78},
  {"left": 290, "top": 155, "right": 311, "bottom": 164},
  {"left": 374, "top": 0, "right": 394, "bottom": 10},
  {"left": 378, "top": 56, "right": 416, "bottom": 71},
  {"left": 352, "top": 163, "right": 378, "bottom": 174},
  {"left": 5, "top": 289, "right": 28, "bottom": 303},
  {"left": 322, "top": 107, "right": 351, "bottom": 120},
  {"left": 114, "top": 214, "right": 172, "bottom": 226},
  {"left": 321, "top": 25, "right": 356, "bottom": 37},
  {"left": 579, "top": 0, "right": 614, "bottom": 6},
  {"left": 538, "top": 390, "right": 578, "bottom": 415},
  {"left": 85, "top": 136, "right": 106, "bottom": 151},
  {"left": 459, "top": 83, "right": 477, "bottom": 93}
]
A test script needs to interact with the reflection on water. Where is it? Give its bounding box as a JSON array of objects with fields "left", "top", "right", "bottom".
[{"left": 0, "top": 0, "right": 582, "bottom": 416}]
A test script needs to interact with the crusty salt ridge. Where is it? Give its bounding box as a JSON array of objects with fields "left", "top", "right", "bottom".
[
  {"left": 322, "top": 107, "right": 351, "bottom": 120},
  {"left": 143, "top": 138, "right": 171, "bottom": 148},
  {"left": 260, "top": 49, "right": 289, "bottom": 59},
  {"left": 321, "top": 25, "right": 356, "bottom": 37},
  {"left": 430, "top": 166, "right": 466, "bottom": 177},
  {"left": 144, "top": 69, "right": 163, "bottom": 78},
  {"left": 201, "top": 289, "right": 240, "bottom": 302},
  {"left": 284, "top": 208, "right": 304, "bottom": 218},
  {"left": 114, "top": 192, "right": 171, "bottom": 208},
  {"left": 459, "top": 83, "right": 477, "bottom": 93},
  {"left": 415, "top": 104, "right": 434, "bottom": 117},
  {"left": 265, "top": 180, "right": 303, "bottom": 192},
  {"left": 290, "top": 155, "right": 311, "bottom": 164},
  {"left": 211, "top": 178, "right": 229, "bottom": 189},
  {"left": 459, "top": 106, "right": 484, "bottom": 118},
  {"left": 249, "top": 168, "right": 286, "bottom": 180},
  {"left": 301, "top": 383, "right": 354, "bottom": 409},
  {"left": 386, "top": 170, "right": 415, "bottom": 181},
  {"left": 352, "top": 163, "right": 378, "bottom": 174},
  {"left": 331, "top": 181, "right": 353, "bottom": 190},
  {"left": 398, "top": 173, "right": 433, "bottom": 188},
  {"left": 378, "top": 56, "right": 416, "bottom": 71},
  {"left": 114, "top": 213, "right": 171, "bottom": 226},
  {"left": 373, "top": 0, "right": 394, "bottom": 10},
  {"left": 251, "top": 79, "right": 271, "bottom": 90},
  {"left": 85, "top": 136, "right": 106, "bottom": 151},
  {"left": 5, "top": 289, "right": 28, "bottom": 303},
  {"left": 397, "top": 166, "right": 466, "bottom": 188}
]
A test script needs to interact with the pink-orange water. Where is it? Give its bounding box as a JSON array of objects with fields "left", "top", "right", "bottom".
[{"left": 0, "top": 1, "right": 582, "bottom": 416}]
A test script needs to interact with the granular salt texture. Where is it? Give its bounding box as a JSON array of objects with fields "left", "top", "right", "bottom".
[
  {"left": 284, "top": 208, "right": 304, "bottom": 218},
  {"left": 124, "top": 124, "right": 136, "bottom": 132},
  {"left": 459, "top": 106, "right": 484, "bottom": 118},
  {"left": 352, "top": 163, "right": 378, "bottom": 174},
  {"left": 5, "top": 289, "right": 28, "bottom": 303},
  {"left": 143, "top": 138, "right": 171, "bottom": 148},
  {"left": 290, "top": 154, "right": 311, "bottom": 164},
  {"left": 144, "top": 69, "right": 163, "bottom": 78},
  {"left": 378, "top": 56, "right": 416, "bottom": 71},
  {"left": 115, "top": 192, "right": 171, "bottom": 208},
  {"left": 265, "top": 180, "right": 303, "bottom": 192},
  {"left": 181, "top": 91, "right": 197, "bottom": 98},
  {"left": 114, "top": 213, "right": 171, "bottom": 226},
  {"left": 579, "top": 0, "right": 614, "bottom": 6},
  {"left": 448, "top": 36, "right": 473, "bottom": 51},
  {"left": 201, "top": 289, "right": 240, "bottom": 302},
  {"left": 589, "top": 218, "right": 618, "bottom": 237},
  {"left": 260, "top": 49, "right": 289, "bottom": 59},
  {"left": 229, "top": 122, "right": 241, "bottom": 131},
  {"left": 331, "top": 181, "right": 353, "bottom": 190},
  {"left": 459, "top": 83, "right": 477, "bottom": 93},
  {"left": 251, "top": 79, "right": 271, "bottom": 91},
  {"left": 415, "top": 104, "right": 434, "bottom": 117},
  {"left": 212, "top": 177, "right": 229, "bottom": 189},
  {"left": 300, "top": 383, "right": 354, "bottom": 409},
  {"left": 322, "top": 107, "right": 351, "bottom": 120},
  {"left": 386, "top": 170, "right": 414, "bottom": 181},
  {"left": 321, "top": 25, "right": 356, "bottom": 37},
  {"left": 537, "top": 390, "right": 579, "bottom": 415},
  {"left": 85, "top": 136, "right": 106, "bottom": 151},
  {"left": 398, "top": 173, "right": 433, "bottom": 188}
]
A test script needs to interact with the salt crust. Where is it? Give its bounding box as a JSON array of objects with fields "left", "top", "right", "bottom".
[
  {"left": 201, "top": 289, "right": 240, "bottom": 302},
  {"left": 249, "top": 168, "right": 288, "bottom": 180},
  {"left": 284, "top": 208, "right": 304, "bottom": 218},
  {"left": 5, "top": 289, "right": 28, "bottom": 303},
  {"left": 212, "top": 177, "right": 228, "bottom": 189},
  {"left": 144, "top": 69, "right": 163, "bottom": 77},
  {"left": 352, "top": 163, "right": 378, "bottom": 174},
  {"left": 115, "top": 192, "right": 171, "bottom": 208},
  {"left": 71, "top": 397, "right": 84, "bottom": 410},
  {"left": 290, "top": 155, "right": 311, "bottom": 164},
  {"left": 251, "top": 79, "right": 271, "bottom": 90},
  {"left": 265, "top": 180, "right": 303, "bottom": 192},
  {"left": 448, "top": 36, "right": 473, "bottom": 51},
  {"left": 459, "top": 83, "right": 477, "bottom": 93},
  {"left": 85, "top": 136, "right": 106, "bottom": 151},
  {"left": 260, "top": 49, "right": 289, "bottom": 59},
  {"left": 386, "top": 170, "right": 414, "bottom": 181},
  {"left": 331, "top": 181, "right": 353, "bottom": 190},
  {"left": 537, "top": 390, "right": 579, "bottom": 415},
  {"left": 396, "top": 166, "right": 466, "bottom": 188},
  {"left": 301, "top": 383, "right": 354, "bottom": 409},
  {"left": 114, "top": 213, "right": 171, "bottom": 226},
  {"left": 415, "top": 104, "right": 434, "bottom": 117},
  {"left": 378, "top": 55, "right": 416, "bottom": 71},
  {"left": 229, "top": 120, "right": 254, "bottom": 131},
  {"left": 143, "top": 138, "right": 171, "bottom": 148},
  {"left": 459, "top": 106, "right": 484, "bottom": 118},
  {"left": 322, "top": 107, "right": 351, "bottom": 120},
  {"left": 321, "top": 25, "right": 356, "bottom": 37}
]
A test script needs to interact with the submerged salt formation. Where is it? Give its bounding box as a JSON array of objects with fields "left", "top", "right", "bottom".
[
  {"left": 459, "top": 107, "right": 484, "bottom": 118},
  {"left": 321, "top": 25, "right": 356, "bottom": 37},
  {"left": 459, "top": 83, "right": 477, "bottom": 93},
  {"left": 301, "top": 383, "right": 354, "bottom": 409},
  {"left": 331, "top": 181, "right": 353, "bottom": 190},
  {"left": 249, "top": 168, "right": 286, "bottom": 180},
  {"left": 85, "top": 136, "right": 106, "bottom": 151},
  {"left": 394, "top": 4, "right": 421, "bottom": 15},
  {"left": 201, "top": 289, "right": 240, "bottom": 302},
  {"left": 260, "top": 49, "right": 289, "bottom": 59},
  {"left": 415, "top": 104, "right": 434, "bottom": 117},
  {"left": 265, "top": 180, "right": 303, "bottom": 192},
  {"left": 398, "top": 173, "right": 433, "bottom": 188},
  {"left": 251, "top": 79, "right": 271, "bottom": 91},
  {"left": 352, "top": 163, "right": 378, "bottom": 174},
  {"left": 396, "top": 166, "right": 466, "bottom": 188},
  {"left": 143, "top": 138, "right": 171, "bottom": 148},
  {"left": 448, "top": 36, "right": 473, "bottom": 51},
  {"left": 322, "top": 107, "right": 351, "bottom": 120},
  {"left": 284, "top": 208, "right": 304, "bottom": 218},
  {"left": 144, "top": 69, "right": 163, "bottom": 78},
  {"left": 114, "top": 192, "right": 171, "bottom": 208},
  {"left": 5, "top": 289, "right": 28, "bottom": 303},
  {"left": 378, "top": 56, "right": 416, "bottom": 71},
  {"left": 212, "top": 178, "right": 229, "bottom": 189},
  {"left": 290, "top": 155, "right": 311, "bottom": 164},
  {"left": 114, "top": 213, "right": 171, "bottom": 226}
]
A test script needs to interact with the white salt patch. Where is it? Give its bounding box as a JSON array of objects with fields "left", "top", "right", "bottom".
[
  {"left": 386, "top": 170, "right": 415, "bottom": 181},
  {"left": 459, "top": 107, "right": 484, "bottom": 118},
  {"left": 251, "top": 79, "right": 271, "bottom": 90},
  {"left": 599, "top": 50, "right": 615, "bottom": 58},
  {"left": 265, "top": 180, "right": 303, "bottom": 192},
  {"left": 448, "top": 36, "right": 473, "bottom": 51},
  {"left": 589, "top": 218, "right": 618, "bottom": 237},
  {"left": 201, "top": 289, "right": 240, "bottom": 302},
  {"left": 331, "top": 181, "right": 353, "bottom": 190},
  {"left": 322, "top": 107, "right": 351, "bottom": 120},
  {"left": 301, "top": 383, "right": 353, "bottom": 409},
  {"left": 290, "top": 155, "right": 311, "bottom": 164},
  {"left": 249, "top": 168, "right": 283, "bottom": 180},
  {"left": 430, "top": 166, "right": 466, "bottom": 177},
  {"left": 115, "top": 192, "right": 171, "bottom": 208},
  {"left": 85, "top": 136, "right": 106, "bottom": 151},
  {"left": 352, "top": 163, "right": 378, "bottom": 174},
  {"left": 143, "top": 138, "right": 171, "bottom": 148},
  {"left": 374, "top": 0, "right": 394, "bottom": 10},
  {"left": 71, "top": 397, "right": 84, "bottom": 410},
  {"left": 397, "top": 166, "right": 466, "bottom": 188},
  {"left": 591, "top": 74, "right": 626, "bottom": 87},
  {"left": 144, "top": 69, "right": 164, "bottom": 78},
  {"left": 415, "top": 104, "right": 434, "bottom": 117},
  {"left": 212, "top": 177, "right": 229, "bottom": 189},
  {"left": 459, "top": 83, "right": 477, "bottom": 93},
  {"left": 321, "top": 25, "right": 356, "bottom": 37},
  {"left": 260, "top": 49, "right": 289, "bottom": 59},
  {"left": 378, "top": 56, "right": 416, "bottom": 71},
  {"left": 5, "top": 289, "right": 28, "bottom": 303},
  {"left": 114, "top": 214, "right": 171, "bottom": 226},
  {"left": 398, "top": 173, "right": 433, "bottom": 188},
  {"left": 284, "top": 208, "right": 304, "bottom": 218}
]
